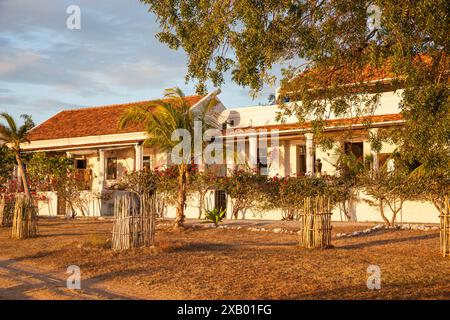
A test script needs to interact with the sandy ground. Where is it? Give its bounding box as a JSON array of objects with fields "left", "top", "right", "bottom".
[{"left": 0, "top": 217, "right": 448, "bottom": 300}]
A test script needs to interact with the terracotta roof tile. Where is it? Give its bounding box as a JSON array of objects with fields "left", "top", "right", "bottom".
[{"left": 28, "top": 96, "right": 204, "bottom": 141}]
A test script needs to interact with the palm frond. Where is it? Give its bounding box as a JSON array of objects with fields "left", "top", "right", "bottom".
[
  {"left": 17, "top": 124, "right": 30, "bottom": 142},
  {"left": 0, "top": 125, "right": 13, "bottom": 141},
  {"left": 118, "top": 105, "right": 154, "bottom": 129},
  {"left": 0, "top": 113, "right": 17, "bottom": 134}
]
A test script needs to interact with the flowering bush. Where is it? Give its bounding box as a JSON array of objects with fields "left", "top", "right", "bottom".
[
  {"left": 189, "top": 171, "right": 219, "bottom": 218},
  {"left": 261, "top": 175, "right": 338, "bottom": 220},
  {"left": 218, "top": 167, "right": 268, "bottom": 219},
  {"left": 115, "top": 169, "right": 157, "bottom": 196}
]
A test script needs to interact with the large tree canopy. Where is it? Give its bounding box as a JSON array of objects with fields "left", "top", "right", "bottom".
[
  {"left": 142, "top": 0, "right": 448, "bottom": 92},
  {"left": 142, "top": 0, "right": 449, "bottom": 173}
]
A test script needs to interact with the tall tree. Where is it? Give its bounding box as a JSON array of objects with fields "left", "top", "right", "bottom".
[
  {"left": 119, "top": 88, "right": 217, "bottom": 229},
  {"left": 0, "top": 113, "right": 34, "bottom": 199},
  {"left": 142, "top": 0, "right": 449, "bottom": 171}
]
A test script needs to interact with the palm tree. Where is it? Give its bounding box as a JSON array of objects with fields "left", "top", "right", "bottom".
[
  {"left": 0, "top": 113, "right": 34, "bottom": 199},
  {"left": 119, "top": 88, "right": 218, "bottom": 229}
]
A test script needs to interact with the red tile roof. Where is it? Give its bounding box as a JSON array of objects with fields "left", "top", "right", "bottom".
[{"left": 28, "top": 96, "right": 204, "bottom": 141}]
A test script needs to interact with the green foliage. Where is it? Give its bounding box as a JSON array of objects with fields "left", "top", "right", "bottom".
[
  {"left": 0, "top": 113, "right": 34, "bottom": 152},
  {"left": 143, "top": 0, "right": 449, "bottom": 187},
  {"left": 119, "top": 87, "right": 217, "bottom": 155},
  {"left": 119, "top": 87, "right": 219, "bottom": 228},
  {"left": 0, "top": 113, "right": 34, "bottom": 198},
  {"left": 218, "top": 167, "right": 268, "bottom": 219},
  {"left": 189, "top": 171, "right": 218, "bottom": 218},
  {"left": 0, "top": 146, "right": 15, "bottom": 187},
  {"left": 27, "top": 152, "right": 74, "bottom": 191},
  {"left": 332, "top": 149, "right": 366, "bottom": 221},
  {"left": 115, "top": 170, "right": 157, "bottom": 197},
  {"left": 27, "top": 152, "right": 89, "bottom": 217},
  {"left": 263, "top": 175, "right": 339, "bottom": 220},
  {"left": 203, "top": 208, "right": 226, "bottom": 227},
  {"left": 360, "top": 155, "right": 416, "bottom": 226}
]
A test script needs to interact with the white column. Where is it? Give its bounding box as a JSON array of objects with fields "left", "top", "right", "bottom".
[
  {"left": 225, "top": 136, "right": 235, "bottom": 175},
  {"left": 369, "top": 128, "right": 379, "bottom": 172},
  {"left": 268, "top": 131, "right": 279, "bottom": 177},
  {"left": 134, "top": 144, "right": 143, "bottom": 171},
  {"left": 305, "top": 133, "right": 315, "bottom": 175},
  {"left": 284, "top": 140, "right": 291, "bottom": 176},
  {"left": 98, "top": 149, "right": 105, "bottom": 190},
  {"left": 248, "top": 136, "right": 258, "bottom": 171}
]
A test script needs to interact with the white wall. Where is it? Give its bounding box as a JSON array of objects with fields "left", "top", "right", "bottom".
[{"left": 224, "top": 90, "right": 404, "bottom": 129}]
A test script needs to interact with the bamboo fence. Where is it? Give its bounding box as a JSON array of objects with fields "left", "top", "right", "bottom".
[
  {"left": 111, "top": 193, "right": 156, "bottom": 251},
  {"left": 0, "top": 196, "right": 15, "bottom": 227},
  {"left": 298, "top": 196, "right": 333, "bottom": 249},
  {"left": 11, "top": 195, "right": 38, "bottom": 239},
  {"left": 440, "top": 196, "right": 449, "bottom": 258}
]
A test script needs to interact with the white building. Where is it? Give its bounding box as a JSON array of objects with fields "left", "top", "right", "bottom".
[{"left": 21, "top": 86, "right": 440, "bottom": 224}]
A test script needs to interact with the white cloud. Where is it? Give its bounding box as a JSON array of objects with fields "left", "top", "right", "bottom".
[{"left": 0, "top": 51, "right": 42, "bottom": 76}]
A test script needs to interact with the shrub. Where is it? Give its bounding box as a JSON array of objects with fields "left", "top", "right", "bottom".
[{"left": 203, "top": 208, "right": 226, "bottom": 227}]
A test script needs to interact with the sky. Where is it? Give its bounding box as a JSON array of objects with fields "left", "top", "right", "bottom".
[{"left": 0, "top": 0, "right": 281, "bottom": 126}]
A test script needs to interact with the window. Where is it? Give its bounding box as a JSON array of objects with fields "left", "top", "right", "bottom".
[
  {"left": 106, "top": 157, "right": 117, "bottom": 180},
  {"left": 143, "top": 156, "right": 151, "bottom": 171},
  {"left": 344, "top": 142, "right": 364, "bottom": 161},
  {"left": 215, "top": 190, "right": 227, "bottom": 214},
  {"left": 257, "top": 148, "right": 268, "bottom": 175},
  {"left": 75, "top": 159, "right": 87, "bottom": 170}
]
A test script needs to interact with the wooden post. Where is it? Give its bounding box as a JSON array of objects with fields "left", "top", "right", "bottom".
[
  {"left": 299, "top": 196, "right": 332, "bottom": 249},
  {"left": 440, "top": 196, "right": 449, "bottom": 258}
]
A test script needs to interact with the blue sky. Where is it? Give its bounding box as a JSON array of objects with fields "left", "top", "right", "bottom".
[{"left": 0, "top": 0, "right": 281, "bottom": 125}]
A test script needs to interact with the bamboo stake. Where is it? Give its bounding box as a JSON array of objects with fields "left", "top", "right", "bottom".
[
  {"left": 11, "top": 195, "right": 37, "bottom": 239},
  {"left": 112, "top": 193, "right": 156, "bottom": 251},
  {"left": 440, "top": 196, "right": 449, "bottom": 257},
  {"left": 299, "top": 195, "right": 332, "bottom": 249}
]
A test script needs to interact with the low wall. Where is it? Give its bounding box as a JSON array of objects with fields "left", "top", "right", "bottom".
[
  {"left": 35, "top": 190, "right": 128, "bottom": 217},
  {"left": 165, "top": 194, "right": 440, "bottom": 224},
  {"left": 36, "top": 190, "right": 440, "bottom": 224}
]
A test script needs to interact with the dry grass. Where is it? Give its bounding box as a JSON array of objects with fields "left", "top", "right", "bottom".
[{"left": 0, "top": 217, "right": 448, "bottom": 300}]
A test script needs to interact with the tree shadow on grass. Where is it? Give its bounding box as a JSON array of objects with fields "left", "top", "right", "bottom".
[
  {"left": 0, "top": 258, "right": 133, "bottom": 300},
  {"left": 36, "top": 231, "right": 109, "bottom": 238},
  {"left": 337, "top": 233, "right": 439, "bottom": 250},
  {"left": 169, "top": 242, "right": 238, "bottom": 252}
]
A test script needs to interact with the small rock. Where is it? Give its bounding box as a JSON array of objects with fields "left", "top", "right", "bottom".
[{"left": 273, "top": 228, "right": 283, "bottom": 233}]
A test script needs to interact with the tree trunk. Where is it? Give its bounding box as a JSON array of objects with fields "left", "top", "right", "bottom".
[
  {"left": 174, "top": 165, "right": 187, "bottom": 229},
  {"left": 387, "top": 200, "right": 403, "bottom": 227},
  {"left": 232, "top": 205, "right": 239, "bottom": 219},
  {"left": 15, "top": 154, "right": 31, "bottom": 200},
  {"left": 379, "top": 199, "right": 391, "bottom": 227},
  {"left": 198, "top": 192, "right": 205, "bottom": 219}
]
